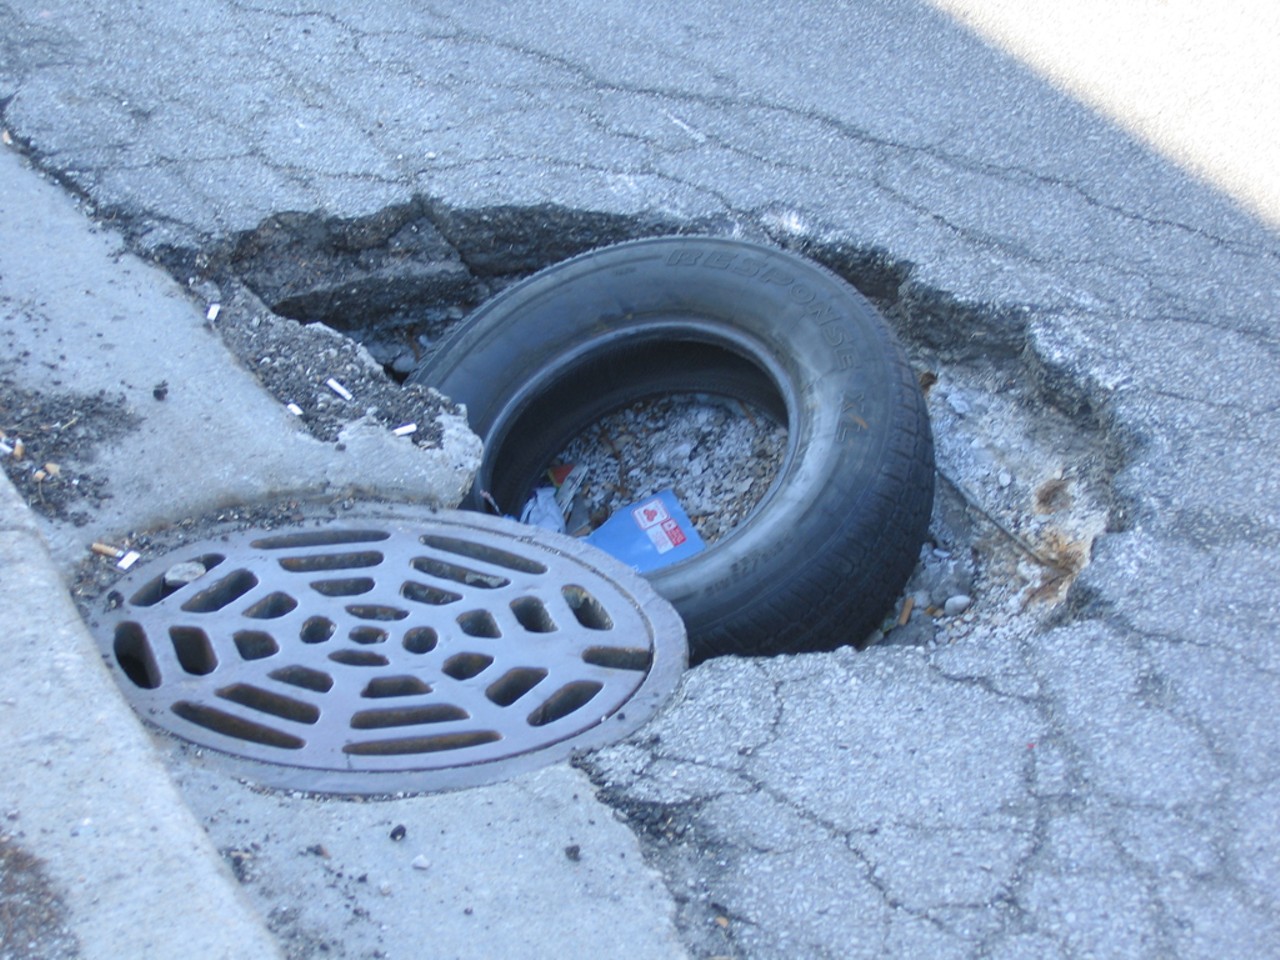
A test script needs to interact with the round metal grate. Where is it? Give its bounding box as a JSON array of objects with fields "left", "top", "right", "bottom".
[{"left": 85, "top": 508, "right": 685, "bottom": 794}]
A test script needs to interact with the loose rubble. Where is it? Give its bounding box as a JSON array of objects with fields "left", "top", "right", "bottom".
[
  {"left": 209, "top": 281, "right": 459, "bottom": 450},
  {"left": 554, "top": 394, "right": 786, "bottom": 545}
]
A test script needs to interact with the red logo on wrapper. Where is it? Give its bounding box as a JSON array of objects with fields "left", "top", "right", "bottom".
[
  {"left": 632, "top": 499, "right": 670, "bottom": 530},
  {"left": 631, "top": 498, "right": 688, "bottom": 554}
]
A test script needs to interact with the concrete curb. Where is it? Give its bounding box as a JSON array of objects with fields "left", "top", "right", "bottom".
[{"left": 0, "top": 472, "right": 285, "bottom": 959}]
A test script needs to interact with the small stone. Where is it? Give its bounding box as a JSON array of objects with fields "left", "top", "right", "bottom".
[
  {"left": 564, "top": 844, "right": 581, "bottom": 862},
  {"left": 163, "top": 561, "right": 207, "bottom": 587},
  {"left": 411, "top": 854, "right": 430, "bottom": 870},
  {"left": 947, "top": 394, "right": 970, "bottom": 415},
  {"left": 379, "top": 882, "right": 393, "bottom": 896},
  {"left": 944, "top": 595, "right": 973, "bottom": 617},
  {"left": 389, "top": 824, "right": 407, "bottom": 841},
  {"left": 998, "top": 470, "right": 1012, "bottom": 488}
]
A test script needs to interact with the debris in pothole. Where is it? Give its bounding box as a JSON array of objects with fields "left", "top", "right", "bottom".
[
  {"left": 520, "top": 486, "right": 567, "bottom": 533},
  {"left": 554, "top": 394, "right": 786, "bottom": 546},
  {"left": 585, "top": 490, "right": 706, "bottom": 573}
]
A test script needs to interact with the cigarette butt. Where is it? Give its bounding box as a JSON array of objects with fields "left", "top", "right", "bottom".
[
  {"left": 117, "top": 551, "right": 141, "bottom": 570},
  {"left": 206, "top": 304, "right": 221, "bottom": 322},
  {"left": 91, "top": 542, "right": 125, "bottom": 559},
  {"left": 897, "top": 596, "right": 915, "bottom": 626},
  {"left": 44, "top": 462, "right": 61, "bottom": 477},
  {"left": 12, "top": 438, "right": 24, "bottom": 460},
  {"left": 392, "top": 423, "right": 417, "bottom": 437},
  {"left": 32, "top": 469, "right": 47, "bottom": 482},
  {"left": 326, "top": 378, "right": 353, "bottom": 401},
  {"left": 286, "top": 402, "right": 304, "bottom": 416}
]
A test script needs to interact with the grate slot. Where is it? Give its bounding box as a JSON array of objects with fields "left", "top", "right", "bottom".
[
  {"left": 251, "top": 530, "right": 390, "bottom": 549},
  {"left": 458, "top": 610, "right": 501, "bottom": 639},
  {"left": 128, "top": 554, "right": 225, "bottom": 607},
  {"left": 170, "top": 626, "right": 218, "bottom": 675},
  {"left": 527, "top": 681, "right": 604, "bottom": 727},
  {"left": 511, "top": 596, "right": 557, "bottom": 633},
  {"left": 343, "top": 730, "right": 501, "bottom": 756},
  {"left": 181, "top": 569, "right": 258, "bottom": 613},
  {"left": 562, "top": 585, "right": 614, "bottom": 630},
  {"left": 442, "top": 652, "right": 494, "bottom": 680},
  {"left": 402, "top": 627, "right": 438, "bottom": 653},
  {"left": 361, "top": 676, "right": 432, "bottom": 698},
  {"left": 345, "top": 604, "right": 409, "bottom": 621},
  {"left": 114, "top": 622, "right": 161, "bottom": 689},
  {"left": 269, "top": 665, "right": 334, "bottom": 693},
  {"left": 582, "top": 645, "right": 652, "bottom": 672},
  {"left": 310, "top": 577, "right": 375, "bottom": 597},
  {"left": 172, "top": 701, "right": 305, "bottom": 749},
  {"left": 329, "top": 650, "right": 390, "bottom": 667},
  {"left": 350, "top": 704, "right": 468, "bottom": 728},
  {"left": 420, "top": 535, "right": 547, "bottom": 574},
  {"left": 278, "top": 551, "right": 383, "bottom": 572},
  {"left": 217, "top": 684, "right": 320, "bottom": 725},
  {"left": 401, "top": 580, "right": 462, "bottom": 606},
  {"left": 411, "top": 556, "right": 509, "bottom": 589},
  {"left": 233, "top": 630, "right": 279, "bottom": 661},
  {"left": 349, "top": 626, "right": 388, "bottom": 645},
  {"left": 243, "top": 591, "right": 298, "bottom": 619},
  {"left": 486, "top": 668, "right": 548, "bottom": 706},
  {"left": 300, "top": 616, "right": 335, "bottom": 644}
]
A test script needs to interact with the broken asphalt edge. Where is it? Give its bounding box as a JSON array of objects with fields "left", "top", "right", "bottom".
[{"left": 0, "top": 470, "right": 286, "bottom": 960}]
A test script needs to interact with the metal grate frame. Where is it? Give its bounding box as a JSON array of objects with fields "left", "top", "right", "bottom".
[{"left": 86, "top": 507, "right": 686, "bottom": 794}]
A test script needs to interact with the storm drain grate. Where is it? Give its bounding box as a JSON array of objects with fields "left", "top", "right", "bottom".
[{"left": 86, "top": 508, "right": 685, "bottom": 794}]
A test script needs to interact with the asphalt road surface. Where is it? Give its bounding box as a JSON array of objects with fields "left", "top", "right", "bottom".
[{"left": 1, "top": 2, "right": 1278, "bottom": 958}]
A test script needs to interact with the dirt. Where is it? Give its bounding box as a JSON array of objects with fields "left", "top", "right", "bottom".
[
  {"left": 0, "top": 836, "right": 80, "bottom": 960},
  {"left": 0, "top": 380, "right": 140, "bottom": 526}
]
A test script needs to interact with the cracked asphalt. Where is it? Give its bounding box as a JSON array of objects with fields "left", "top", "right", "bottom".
[{"left": 2, "top": 1, "right": 1279, "bottom": 958}]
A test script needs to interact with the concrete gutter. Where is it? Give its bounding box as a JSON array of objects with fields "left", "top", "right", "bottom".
[{"left": 0, "top": 471, "right": 285, "bottom": 959}]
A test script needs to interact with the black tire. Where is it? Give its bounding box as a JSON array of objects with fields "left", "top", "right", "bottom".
[{"left": 409, "top": 236, "right": 934, "bottom": 660}]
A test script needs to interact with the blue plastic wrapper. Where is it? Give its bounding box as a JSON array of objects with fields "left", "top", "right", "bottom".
[{"left": 585, "top": 489, "right": 706, "bottom": 573}]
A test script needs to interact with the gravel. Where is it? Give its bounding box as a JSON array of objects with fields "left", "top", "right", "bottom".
[{"left": 554, "top": 393, "right": 786, "bottom": 545}]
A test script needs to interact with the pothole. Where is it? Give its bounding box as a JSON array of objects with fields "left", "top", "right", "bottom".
[
  {"left": 190, "top": 202, "right": 1117, "bottom": 651},
  {"left": 893, "top": 355, "right": 1112, "bottom": 646}
]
